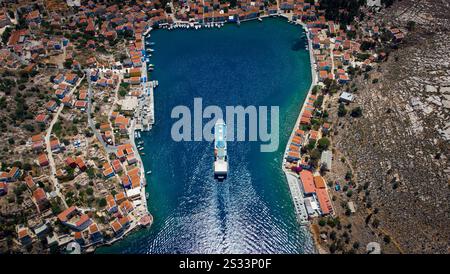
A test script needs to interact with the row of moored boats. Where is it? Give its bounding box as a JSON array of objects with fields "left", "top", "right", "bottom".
[{"left": 166, "top": 22, "right": 225, "bottom": 30}]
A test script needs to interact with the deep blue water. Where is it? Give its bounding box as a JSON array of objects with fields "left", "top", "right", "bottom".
[{"left": 98, "top": 17, "right": 314, "bottom": 254}]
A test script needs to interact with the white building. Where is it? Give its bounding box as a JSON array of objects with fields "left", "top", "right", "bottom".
[
  {"left": 367, "top": 0, "right": 382, "bottom": 7},
  {"left": 66, "top": 0, "right": 81, "bottom": 7},
  {"left": 320, "top": 150, "right": 332, "bottom": 171},
  {"left": 339, "top": 92, "right": 355, "bottom": 103},
  {"left": 366, "top": 242, "right": 381, "bottom": 254}
]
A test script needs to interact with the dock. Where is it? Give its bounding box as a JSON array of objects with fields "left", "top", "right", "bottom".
[
  {"left": 135, "top": 32, "right": 156, "bottom": 132},
  {"left": 135, "top": 81, "right": 155, "bottom": 131}
]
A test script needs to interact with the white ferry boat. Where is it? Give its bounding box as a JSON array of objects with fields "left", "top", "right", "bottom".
[{"left": 214, "top": 119, "right": 228, "bottom": 181}]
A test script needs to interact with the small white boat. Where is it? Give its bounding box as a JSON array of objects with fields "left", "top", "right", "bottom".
[{"left": 146, "top": 170, "right": 152, "bottom": 175}]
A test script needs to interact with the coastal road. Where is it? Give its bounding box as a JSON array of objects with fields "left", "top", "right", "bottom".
[
  {"left": 86, "top": 69, "right": 118, "bottom": 155},
  {"left": 45, "top": 75, "right": 85, "bottom": 209},
  {"left": 280, "top": 19, "right": 318, "bottom": 226}
]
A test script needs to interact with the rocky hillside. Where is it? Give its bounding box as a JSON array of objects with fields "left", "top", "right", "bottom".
[{"left": 332, "top": 0, "right": 449, "bottom": 253}]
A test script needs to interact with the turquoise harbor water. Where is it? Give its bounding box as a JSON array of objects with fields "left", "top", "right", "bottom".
[{"left": 98, "top": 18, "right": 314, "bottom": 254}]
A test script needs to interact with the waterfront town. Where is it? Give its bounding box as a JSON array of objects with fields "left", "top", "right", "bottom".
[{"left": 0, "top": 0, "right": 446, "bottom": 254}]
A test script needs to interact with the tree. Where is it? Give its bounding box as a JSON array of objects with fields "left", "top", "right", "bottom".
[
  {"left": 329, "top": 242, "right": 337, "bottom": 254},
  {"left": 85, "top": 129, "right": 94, "bottom": 137},
  {"left": 318, "top": 218, "right": 326, "bottom": 226},
  {"left": 392, "top": 182, "right": 399, "bottom": 190},
  {"left": 86, "top": 187, "right": 94, "bottom": 196},
  {"left": 319, "top": 0, "right": 365, "bottom": 26},
  {"left": 361, "top": 41, "right": 376, "bottom": 51},
  {"left": 307, "top": 139, "right": 316, "bottom": 151},
  {"left": 53, "top": 122, "right": 62, "bottom": 136},
  {"left": 317, "top": 137, "right": 330, "bottom": 151},
  {"left": 345, "top": 208, "right": 351, "bottom": 216},
  {"left": 314, "top": 95, "right": 324, "bottom": 108},
  {"left": 51, "top": 201, "right": 62, "bottom": 214},
  {"left": 98, "top": 198, "right": 107, "bottom": 207},
  {"left": 23, "top": 163, "right": 32, "bottom": 171},
  {"left": 381, "top": 0, "right": 395, "bottom": 8},
  {"left": 86, "top": 168, "right": 95, "bottom": 179},
  {"left": 310, "top": 149, "right": 321, "bottom": 168},
  {"left": 64, "top": 60, "right": 73, "bottom": 69},
  {"left": 312, "top": 85, "right": 321, "bottom": 95},
  {"left": 329, "top": 230, "right": 337, "bottom": 241},
  {"left": 345, "top": 170, "right": 353, "bottom": 180},
  {"left": 338, "top": 103, "right": 347, "bottom": 117},
  {"left": 372, "top": 218, "right": 380, "bottom": 228},
  {"left": 119, "top": 88, "right": 127, "bottom": 97},
  {"left": 327, "top": 217, "right": 339, "bottom": 228},
  {"left": 406, "top": 21, "right": 416, "bottom": 31},
  {"left": 351, "top": 106, "right": 363, "bottom": 117}
]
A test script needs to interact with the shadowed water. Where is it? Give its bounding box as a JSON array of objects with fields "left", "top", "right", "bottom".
[{"left": 97, "top": 17, "right": 314, "bottom": 254}]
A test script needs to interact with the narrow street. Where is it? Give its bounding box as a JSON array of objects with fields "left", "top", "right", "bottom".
[
  {"left": 86, "top": 69, "right": 118, "bottom": 154},
  {"left": 45, "top": 74, "right": 85, "bottom": 209}
]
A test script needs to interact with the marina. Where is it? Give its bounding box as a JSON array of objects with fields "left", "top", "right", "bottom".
[
  {"left": 99, "top": 17, "right": 314, "bottom": 254},
  {"left": 134, "top": 75, "right": 156, "bottom": 132}
]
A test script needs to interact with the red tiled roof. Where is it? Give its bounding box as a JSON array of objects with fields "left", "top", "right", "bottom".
[
  {"left": 75, "top": 214, "right": 90, "bottom": 227},
  {"left": 316, "top": 188, "right": 332, "bottom": 215},
  {"left": 300, "top": 170, "right": 315, "bottom": 194},
  {"left": 33, "top": 188, "right": 46, "bottom": 202},
  {"left": 57, "top": 206, "right": 77, "bottom": 222},
  {"left": 314, "top": 176, "right": 326, "bottom": 189}
]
